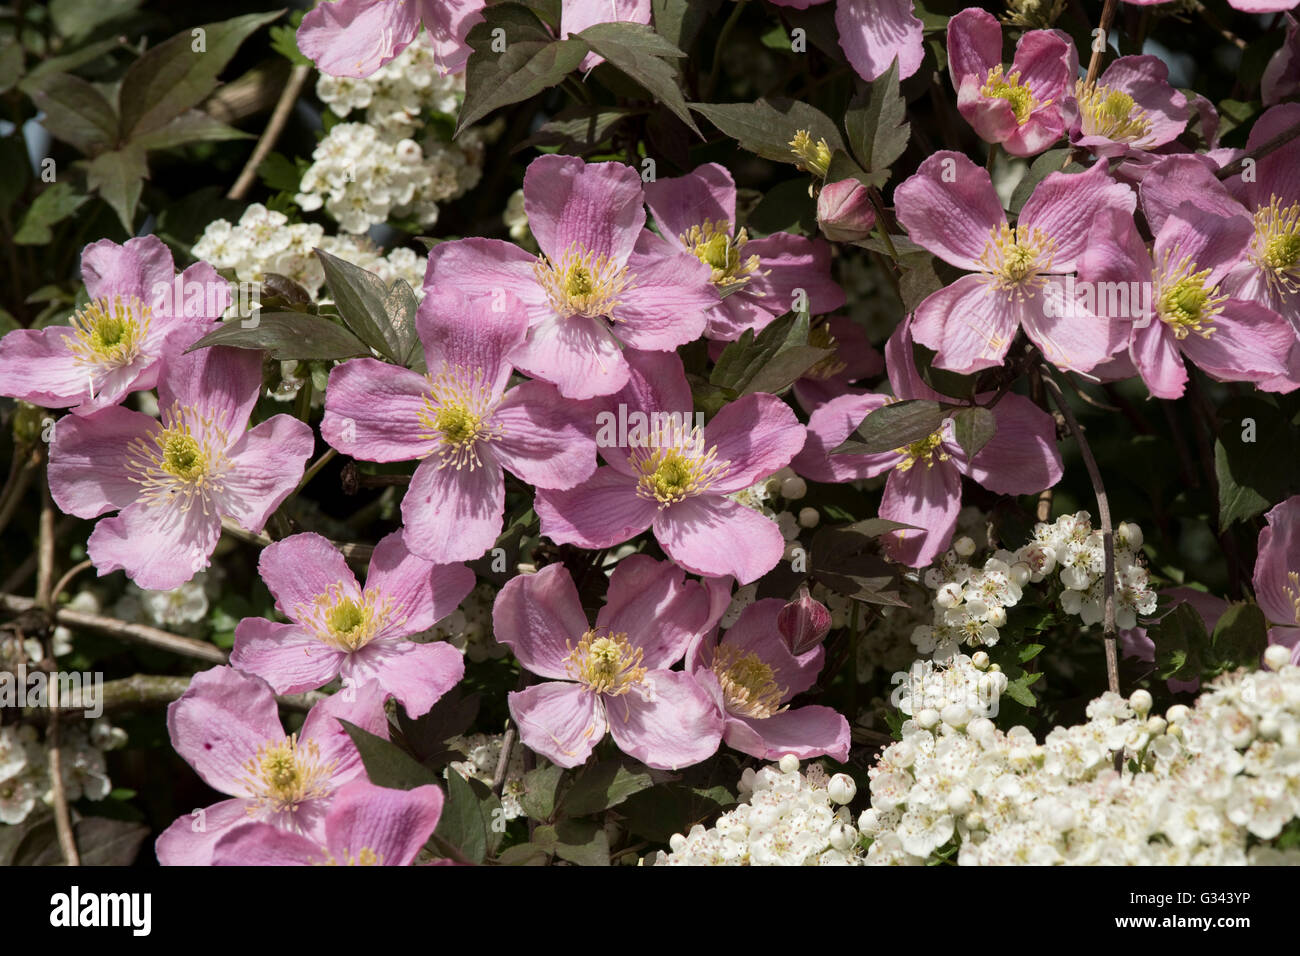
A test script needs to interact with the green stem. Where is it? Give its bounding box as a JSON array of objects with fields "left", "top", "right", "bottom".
[{"left": 703, "top": 0, "right": 749, "bottom": 101}]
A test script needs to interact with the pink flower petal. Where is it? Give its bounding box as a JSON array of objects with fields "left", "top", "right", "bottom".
[
  {"left": 1020, "top": 161, "right": 1136, "bottom": 272},
  {"left": 725, "top": 705, "right": 850, "bottom": 761},
  {"left": 230, "top": 619, "right": 346, "bottom": 695},
  {"left": 654, "top": 496, "right": 785, "bottom": 584},
  {"left": 0, "top": 327, "right": 92, "bottom": 410},
  {"left": 158, "top": 798, "right": 257, "bottom": 866},
  {"left": 596, "top": 554, "right": 710, "bottom": 669},
  {"left": 418, "top": 290, "right": 528, "bottom": 398},
  {"left": 643, "top": 163, "right": 736, "bottom": 246},
  {"left": 615, "top": 230, "right": 713, "bottom": 350},
  {"left": 81, "top": 235, "right": 175, "bottom": 303},
  {"left": 321, "top": 358, "right": 437, "bottom": 462},
  {"left": 523, "top": 154, "right": 646, "bottom": 266},
  {"left": 879, "top": 459, "right": 963, "bottom": 568},
  {"left": 911, "top": 273, "right": 1020, "bottom": 373},
  {"left": 158, "top": 344, "right": 261, "bottom": 437},
  {"left": 365, "top": 530, "right": 475, "bottom": 637},
  {"left": 535, "top": 467, "right": 655, "bottom": 549},
  {"left": 48, "top": 405, "right": 157, "bottom": 518},
  {"left": 167, "top": 666, "right": 283, "bottom": 796},
  {"left": 742, "top": 233, "right": 846, "bottom": 318},
  {"left": 509, "top": 681, "right": 605, "bottom": 768},
  {"left": 965, "top": 392, "right": 1063, "bottom": 495},
  {"left": 491, "top": 380, "right": 598, "bottom": 490},
  {"left": 895, "top": 150, "right": 1005, "bottom": 270},
  {"left": 401, "top": 454, "right": 504, "bottom": 563},
  {"left": 493, "top": 563, "right": 590, "bottom": 680},
  {"left": 297, "top": 0, "right": 421, "bottom": 78},
  {"left": 510, "top": 312, "right": 630, "bottom": 399},
  {"left": 211, "top": 820, "right": 321, "bottom": 866},
  {"left": 719, "top": 598, "right": 824, "bottom": 697},
  {"left": 834, "top": 0, "right": 924, "bottom": 82},
  {"left": 791, "top": 392, "right": 898, "bottom": 483},
  {"left": 706, "top": 393, "right": 806, "bottom": 493},
  {"left": 258, "top": 532, "right": 361, "bottom": 621},
  {"left": 218, "top": 415, "right": 315, "bottom": 534},
  {"left": 1255, "top": 496, "right": 1300, "bottom": 627},
  {"left": 324, "top": 779, "right": 444, "bottom": 865},
  {"left": 87, "top": 497, "right": 221, "bottom": 590},
  {"left": 604, "top": 670, "right": 722, "bottom": 769},
  {"left": 344, "top": 640, "right": 465, "bottom": 717}
]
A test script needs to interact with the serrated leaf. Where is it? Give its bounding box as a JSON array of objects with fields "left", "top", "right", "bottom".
[
  {"left": 132, "top": 110, "right": 252, "bottom": 151},
  {"left": 50, "top": 0, "right": 143, "bottom": 41},
  {"left": 84, "top": 145, "right": 147, "bottom": 233},
  {"left": 22, "top": 37, "right": 126, "bottom": 85},
  {"left": 434, "top": 769, "right": 489, "bottom": 864},
  {"left": 14, "top": 182, "right": 89, "bottom": 244},
  {"left": 383, "top": 279, "right": 422, "bottom": 369},
  {"left": 579, "top": 22, "right": 699, "bottom": 136},
  {"left": 840, "top": 399, "right": 944, "bottom": 454},
  {"left": 950, "top": 405, "right": 996, "bottom": 459},
  {"left": 1002, "top": 671, "right": 1042, "bottom": 707},
  {"left": 559, "top": 759, "right": 655, "bottom": 817},
  {"left": 520, "top": 106, "right": 640, "bottom": 150},
  {"left": 710, "top": 311, "right": 828, "bottom": 396},
  {"left": 521, "top": 763, "right": 566, "bottom": 822},
  {"left": 24, "top": 72, "right": 118, "bottom": 154},
  {"left": 186, "top": 313, "right": 371, "bottom": 361},
  {"left": 14, "top": 816, "right": 149, "bottom": 866},
  {"left": 0, "top": 35, "right": 22, "bottom": 95},
  {"left": 316, "top": 248, "right": 404, "bottom": 361},
  {"left": 653, "top": 0, "right": 721, "bottom": 51},
  {"left": 809, "top": 521, "right": 910, "bottom": 605},
  {"left": 338, "top": 719, "right": 441, "bottom": 791},
  {"left": 691, "top": 99, "right": 844, "bottom": 164},
  {"left": 844, "top": 58, "right": 910, "bottom": 185},
  {"left": 534, "top": 819, "right": 610, "bottom": 866}
]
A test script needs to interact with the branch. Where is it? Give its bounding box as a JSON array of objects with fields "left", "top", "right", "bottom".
[
  {"left": 1085, "top": 0, "right": 1120, "bottom": 88},
  {"left": 220, "top": 517, "right": 374, "bottom": 565},
  {"left": 1215, "top": 118, "right": 1300, "bottom": 181},
  {"left": 228, "top": 63, "right": 313, "bottom": 201},
  {"left": 491, "top": 725, "right": 516, "bottom": 797},
  {"left": 41, "top": 674, "right": 329, "bottom": 717}
]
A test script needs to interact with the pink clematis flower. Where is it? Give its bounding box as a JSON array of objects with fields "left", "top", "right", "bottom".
[
  {"left": 298, "top": 0, "right": 485, "bottom": 78},
  {"left": 1063, "top": 55, "right": 1189, "bottom": 160},
  {"left": 320, "top": 292, "right": 596, "bottom": 563},
  {"left": 156, "top": 666, "right": 389, "bottom": 866},
  {"left": 1254, "top": 496, "right": 1300, "bottom": 666},
  {"left": 766, "top": 0, "right": 924, "bottom": 82},
  {"left": 792, "top": 320, "right": 1063, "bottom": 567},
  {"left": 1263, "top": 15, "right": 1300, "bottom": 106},
  {"left": 1077, "top": 188, "right": 1295, "bottom": 399},
  {"left": 424, "top": 154, "right": 717, "bottom": 399},
  {"left": 534, "top": 348, "right": 806, "bottom": 584},
  {"left": 495, "top": 557, "right": 723, "bottom": 769},
  {"left": 231, "top": 531, "right": 473, "bottom": 716},
  {"left": 686, "top": 598, "right": 850, "bottom": 761},
  {"left": 643, "top": 163, "right": 845, "bottom": 341},
  {"left": 947, "top": 8, "right": 1074, "bottom": 157},
  {"left": 895, "top": 150, "right": 1135, "bottom": 374},
  {"left": 212, "top": 779, "right": 444, "bottom": 866},
  {"left": 1125, "top": 0, "right": 1297, "bottom": 11},
  {"left": 48, "top": 346, "right": 313, "bottom": 591},
  {"left": 0, "top": 236, "right": 226, "bottom": 416},
  {"left": 562, "top": 0, "right": 651, "bottom": 72}
]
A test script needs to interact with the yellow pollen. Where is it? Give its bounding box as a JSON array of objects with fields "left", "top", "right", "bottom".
[
  {"left": 320, "top": 847, "right": 383, "bottom": 866},
  {"left": 804, "top": 323, "right": 848, "bottom": 380},
  {"left": 535, "top": 242, "right": 634, "bottom": 319},
  {"left": 1250, "top": 196, "right": 1300, "bottom": 297},
  {"left": 894, "top": 430, "right": 949, "bottom": 471},
  {"left": 126, "top": 403, "right": 230, "bottom": 510},
  {"left": 564, "top": 630, "right": 646, "bottom": 696},
  {"left": 240, "top": 734, "right": 337, "bottom": 816},
  {"left": 713, "top": 645, "right": 786, "bottom": 719},
  {"left": 630, "top": 421, "right": 731, "bottom": 507},
  {"left": 1155, "top": 251, "right": 1225, "bottom": 339},
  {"left": 680, "top": 220, "right": 766, "bottom": 295},
  {"left": 67, "top": 295, "right": 151, "bottom": 368},
  {"left": 1285, "top": 572, "right": 1300, "bottom": 628},
  {"left": 789, "top": 129, "right": 832, "bottom": 178},
  {"left": 161, "top": 432, "right": 204, "bottom": 481},
  {"left": 417, "top": 365, "right": 504, "bottom": 471},
  {"left": 1075, "top": 81, "right": 1152, "bottom": 143},
  {"left": 978, "top": 223, "right": 1056, "bottom": 295},
  {"left": 295, "top": 584, "right": 396, "bottom": 652},
  {"left": 981, "top": 66, "right": 1041, "bottom": 125}
]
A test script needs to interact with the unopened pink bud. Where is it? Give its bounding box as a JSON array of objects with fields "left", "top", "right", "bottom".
[
  {"left": 777, "top": 586, "right": 832, "bottom": 654},
  {"left": 816, "top": 179, "right": 876, "bottom": 243}
]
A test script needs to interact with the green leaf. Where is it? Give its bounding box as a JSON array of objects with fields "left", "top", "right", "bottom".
[
  {"left": 710, "top": 311, "right": 830, "bottom": 396},
  {"left": 1017, "top": 643, "right": 1046, "bottom": 663},
  {"left": 131, "top": 110, "right": 252, "bottom": 151},
  {"left": 747, "top": 177, "right": 817, "bottom": 235},
  {"left": 911, "top": 340, "right": 977, "bottom": 401},
  {"left": 520, "top": 106, "right": 641, "bottom": 150},
  {"left": 579, "top": 22, "right": 699, "bottom": 136},
  {"left": 24, "top": 72, "right": 118, "bottom": 154},
  {"left": 384, "top": 279, "right": 422, "bottom": 369},
  {"left": 13, "top": 182, "right": 89, "bottom": 244},
  {"left": 1210, "top": 601, "right": 1269, "bottom": 672},
  {"left": 533, "top": 819, "right": 610, "bottom": 866},
  {"left": 13, "top": 816, "right": 149, "bottom": 866},
  {"left": 837, "top": 399, "right": 944, "bottom": 455},
  {"left": 520, "top": 763, "right": 566, "bottom": 822},
  {"left": 457, "top": 4, "right": 586, "bottom": 135},
  {"left": 186, "top": 313, "right": 371, "bottom": 361},
  {"left": 691, "top": 99, "right": 844, "bottom": 165},
  {"left": 434, "top": 769, "right": 489, "bottom": 864},
  {"left": 337, "top": 719, "right": 441, "bottom": 791},
  {"left": 0, "top": 135, "right": 31, "bottom": 213},
  {"left": 83, "top": 145, "right": 147, "bottom": 233},
  {"left": 898, "top": 254, "right": 944, "bottom": 313},
  {"left": 119, "top": 10, "right": 285, "bottom": 138},
  {"left": 652, "top": 0, "right": 721, "bottom": 52},
  {"left": 0, "top": 35, "right": 22, "bottom": 95},
  {"left": 558, "top": 759, "right": 655, "bottom": 817},
  {"left": 809, "top": 521, "right": 910, "bottom": 605},
  {"left": 1002, "top": 671, "right": 1042, "bottom": 708},
  {"left": 50, "top": 0, "right": 143, "bottom": 41},
  {"left": 1214, "top": 397, "right": 1300, "bottom": 527},
  {"left": 844, "top": 58, "right": 910, "bottom": 187},
  {"left": 316, "top": 248, "right": 405, "bottom": 361},
  {"left": 1149, "top": 602, "right": 1211, "bottom": 682},
  {"left": 496, "top": 842, "right": 551, "bottom": 865},
  {"left": 22, "top": 37, "right": 127, "bottom": 85},
  {"left": 950, "top": 406, "right": 996, "bottom": 459}
]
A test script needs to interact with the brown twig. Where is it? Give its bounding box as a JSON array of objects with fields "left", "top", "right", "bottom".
[
  {"left": 1085, "top": 0, "right": 1120, "bottom": 88},
  {"left": 219, "top": 517, "right": 374, "bottom": 565},
  {"left": 48, "top": 560, "right": 94, "bottom": 608},
  {"left": 492, "top": 725, "right": 517, "bottom": 797},
  {"left": 1215, "top": 118, "right": 1300, "bottom": 181},
  {"left": 228, "top": 63, "right": 313, "bottom": 201}
]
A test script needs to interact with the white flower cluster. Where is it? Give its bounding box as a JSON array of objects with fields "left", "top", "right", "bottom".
[
  {"left": 417, "top": 582, "right": 506, "bottom": 663},
  {"left": 0, "top": 720, "right": 126, "bottom": 826},
  {"left": 860, "top": 661, "right": 1300, "bottom": 865},
  {"left": 316, "top": 42, "right": 464, "bottom": 136},
  {"left": 891, "top": 653, "right": 1008, "bottom": 723},
  {"left": 445, "top": 732, "right": 525, "bottom": 820},
  {"left": 649, "top": 758, "right": 863, "bottom": 866},
  {"left": 193, "top": 204, "right": 427, "bottom": 300},
  {"left": 1031, "top": 514, "right": 1158, "bottom": 629}
]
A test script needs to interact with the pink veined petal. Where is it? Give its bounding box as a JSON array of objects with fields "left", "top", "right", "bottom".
[
  {"left": 1254, "top": 496, "right": 1300, "bottom": 627},
  {"left": 324, "top": 779, "right": 445, "bottom": 866},
  {"left": 1131, "top": 319, "right": 1188, "bottom": 399},
  {"left": 965, "top": 392, "right": 1063, "bottom": 495},
  {"left": 211, "top": 820, "right": 322, "bottom": 866},
  {"left": 879, "top": 459, "right": 963, "bottom": 568},
  {"left": 959, "top": 89, "right": 1028, "bottom": 151},
  {"left": 509, "top": 312, "right": 631, "bottom": 399},
  {"left": 742, "top": 233, "right": 846, "bottom": 317},
  {"left": 166, "top": 666, "right": 283, "bottom": 796},
  {"left": 1020, "top": 292, "right": 1124, "bottom": 374},
  {"left": 87, "top": 496, "right": 222, "bottom": 590},
  {"left": 230, "top": 619, "right": 346, "bottom": 695},
  {"left": 491, "top": 380, "right": 599, "bottom": 490},
  {"left": 417, "top": 0, "right": 485, "bottom": 75},
  {"left": 297, "top": 0, "right": 421, "bottom": 78},
  {"left": 321, "top": 358, "right": 437, "bottom": 462},
  {"left": 301, "top": 680, "right": 390, "bottom": 780},
  {"left": 894, "top": 151, "right": 1005, "bottom": 270},
  {"left": 158, "top": 798, "right": 258, "bottom": 866},
  {"left": 493, "top": 563, "right": 590, "bottom": 681},
  {"left": 0, "top": 327, "right": 94, "bottom": 410},
  {"left": 148, "top": 261, "right": 230, "bottom": 346},
  {"left": 653, "top": 496, "right": 786, "bottom": 584},
  {"left": 884, "top": 316, "right": 945, "bottom": 401},
  {"left": 725, "top": 706, "right": 851, "bottom": 761},
  {"left": 1077, "top": 206, "right": 1155, "bottom": 290},
  {"left": 614, "top": 231, "right": 713, "bottom": 350},
  {"left": 1154, "top": 203, "right": 1254, "bottom": 289},
  {"left": 80, "top": 235, "right": 175, "bottom": 303},
  {"left": 1140, "top": 155, "right": 1242, "bottom": 238},
  {"left": 534, "top": 468, "right": 657, "bottom": 549},
  {"left": 1001, "top": 109, "right": 1065, "bottom": 158},
  {"left": 258, "top": 532, "right": 361, "bottom": 622},
  {"left": 523, "top": 154, "right": 646, "bottom": 265},
  {"left": 509, "top": 682, "right": 605, "bottom": 768},
  {"left": 946, "top": 7, "right": 1002, "bottom": 87},
  {"left": 1020, "top": 161, "right": 1137, "bottom": 272},
  {"left": 703, "top": 294, "right": 774, "bottom": 341},
  {"left": 596, "top": 554, "right": 710, "bottom": 669},
  {"left": 791, "top": 392, "right": 899, "bottom": 483},
  {"left": 719, "top": 598, "right": 824, "bottom": 698},
  {"left": 835, "top": 0, "right": 924, "bottom": 82},
  {"left": 911, "top": 274, "right": 1020, "bottom": 373},
  {"left": 218, "top": 415, "right": 315, "bottom": 534},
  {"left": 365, "top": 530, "right": 475, "bottom": 638},
  {"left": 562, "top": 0, "right": 652, "bottom": 71},
  {"left": 643, "top": 163, "right": 737, "bottom": 245},
  {"left": 48, "top": 405, "right": 158, "bottom": 518},
  {"left": 157, "top": 344, "right": 261, "bottom": 438},
  {"left": 343, "top": 641, "right": 465, "bottom": 718},
  {"left": 418, "top": 290, "right": 528, "bottom": 398},
  {"left": 401, "top": 454, "right": 505, "bottom": 563},
  {"left": 704, "top": 393, "right": 806, "bottom": 493},
  {"left": 1011, "top": 29, "right": 1072, "bottom": 102},
  {"left": 1249, "top": 102, "right": 1300, "bottom": 209},
  {"left": 1097, "top": 55, "right": 1189, "bottom": 149},
  {"left": 602, "top": 346, "right": 694, "bottom": 438},
  {"left": 422, "top": 238, "right": 550, "bottom": 324},
  {"left": 1179, "top": 299, "right": 1295, "bottom": 383},
  {"left": 604, "top": 670, "right": 722, "bottom": 770}
]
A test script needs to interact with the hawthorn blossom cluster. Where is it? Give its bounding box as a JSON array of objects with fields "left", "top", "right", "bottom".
[
  {"left": 315, "top": 40, "right": 466, "bottom": 136},
  {"left": 0, "top": 721, "right": 124, "bottom": 826}
]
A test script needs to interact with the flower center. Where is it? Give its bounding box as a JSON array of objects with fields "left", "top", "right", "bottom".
[
  {"left": 564, "top": 629, "right": 646, "bottom": 696},
  {"left": 240, "top": 734, "right": 337, "bottom": 816},
  {"left": 789, "top": 129, "right": 831, "bottom": 178},
  {"left": 417, "top": 365, "right": 503, "bottom": 471},
  {"left": 67, "top": 295, "right": 151, "bottom": 368},
  {"left": 982, "top": 66, "right": 1040, "bottom": 125},
  {"left": 978, "top": 223, "right": 1056, "bottom": 295},
  {"left": 894, "top": 430, "right": 949, "bottom": 472},
  {"left": 1250, "top": 196, "right": 1300, "bottom": 296},
  {"left": 630, "top": 421, "right": 730, "bottom": 507},
  {"left": 1075, "top": 81, "right": 1152, "bottom": 143},
  {"left": 1155, "top": 252, "right": 1225, "bottom": 339},
  {"left": 127, "top": 403, "right": 230, "bottom": 508},
  {"left": 680, "top": 220, "right": 764, "bottom": 295},
  {"left": 713, "top": 644, "right": 786, "bottom": 719},
  {"left": 295, "top": 584, "right": 395, "bottom": 652},
  {"left": 534, "top": 242, "right": 633, "bottom": 319},
  {"left": 321, "top": 847, "right": 383, "bottom": 866},
  {"left": 162, "top": 432, "right": 205, "bottom": 481}
]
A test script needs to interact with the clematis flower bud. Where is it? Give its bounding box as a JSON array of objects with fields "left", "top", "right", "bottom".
[
  {"left": 777, "top": 586, "right": 832, "bottom": 654},
  {"left": 816, "top": 178, "right": 876, "bottom": 243}
]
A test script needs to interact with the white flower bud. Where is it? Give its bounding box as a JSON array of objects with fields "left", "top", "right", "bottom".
[
  {"left": 1264, "top": 644, "right": 1292, "bottom": 672},
  {"left": 828, "top": 822, "right": 857, "bottom": 852},
  {"left": 947, "top": 786, "right": 973, "bottom": 814},
  {"left": 984, "top": 606, "right": 1007, "bottom": 628},
  {"left": 1009, "top": 562, "right": 1032, "bottom": 588},
  {"left": 1166, "top": 704, "right": 1190, "bottom": 725},
  {"left": 1145, "top": 716, "right": 1167, "bottom": 735},
  {"left": 953, "top": 535, "right": 976, "bottom": 557},
  {"left": 827, "top": 773, "right": 857, "bottom": 805},
  {"left": 798, "top": 507, "right": 820, "bottom": 528},
  {"left": 935, "top": 583, "right": 962, "bottom": 609},
  {"left": 779, "top": 476, "right": 807, "bottom": 500},
  {"left": 1128, "top": 689, "right": 1153, "bottom": 717},
  {"left": 916, "top": 708, "right": 941, "bottom": 730},
  {"left": 778, "top": 753, "right": 800, "bottom": 774},
  {"left": 971, "top": 651, "right": 990, "bottom": 670}
]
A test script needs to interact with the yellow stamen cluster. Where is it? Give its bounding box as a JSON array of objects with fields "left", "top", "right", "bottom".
[
  {"left": 981, "top": 66, "right": 1042, "bottom": 125},
  {"left": 630, "top": 422, "right": 730, "bottom": 507},
  {"left": 319, "top": 847, "right": 383, "bottom": 866},
  {"left": 294, "top": 584, "right": 396, "bottom": 652},
  {"left": 1075, "top": 81, "right": 1152, "bottom": 144},
  {"left": 1155, "top": 251, "right": 1225, "bottom": 339},
  {"left": 126, "top": 403, "right": 230, "bottom": 511},
  {"left": 534, "top": 242, "right": 634, "bottom": 319},
  {"left": 978, "top": 223, "right": 1057, "bottom": 296},
  {"left": 565, "top": 629, "right": 646, "bottom": 696},
  {"left": 240, "top": 734, "right": 337, "bottom": 816},
  {"left": 894, "top": 430, "right": 949, "bottom": 472},
  {"left": 804, "top": 323, "right": 848, "bottom": 380},
  {"left": 681, "top": 220, "right": 764, "bottom": 295},
  {"left": 789, "top": 130, "right": 832, "bottom": 178},
  {"left": 66, "top": 295, "right": 151, "bottom": 369},
  {"left": 1250, "top": 196, "right": 1300, "bottom": 297},
  {"left": 417, "top": 365, "right": 504, "bottom": 471},
  {"left": 713, "top": 644, "right": 786, "bottom": 719}
]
